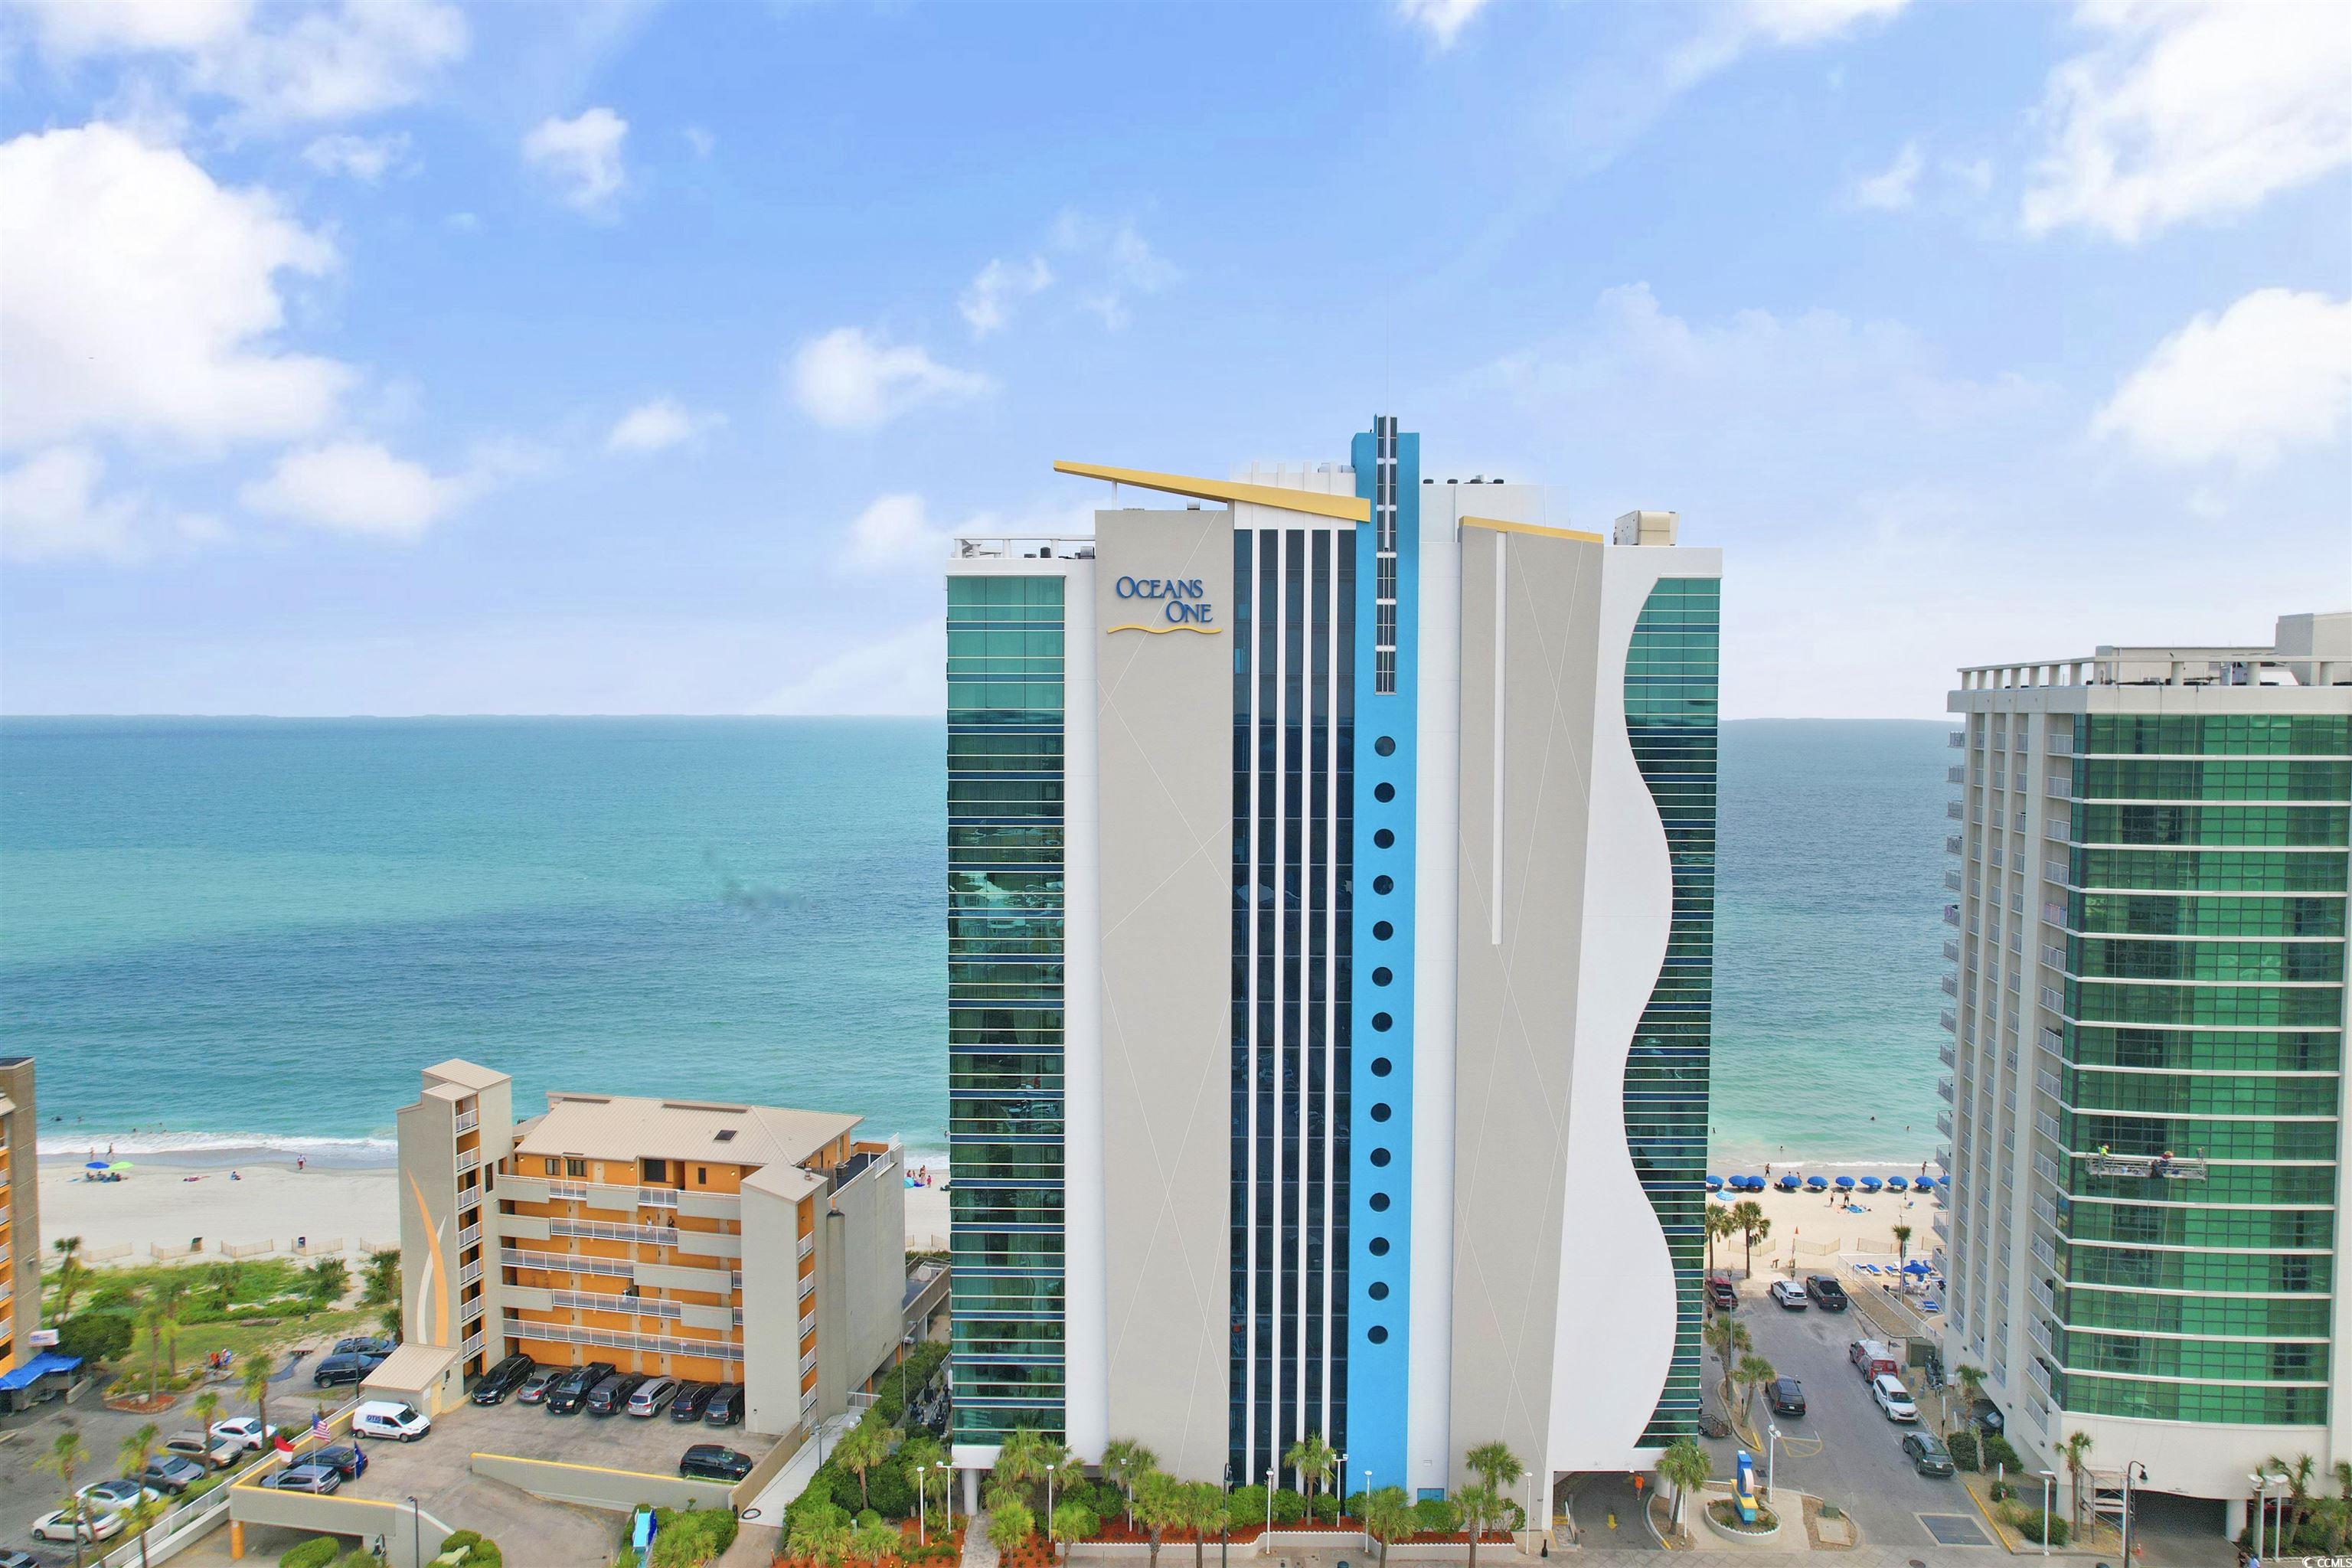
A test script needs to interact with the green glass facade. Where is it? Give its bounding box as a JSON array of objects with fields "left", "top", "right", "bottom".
[
  {"left": 2048, "top": 711, "right": 2351, "bottom": 1429},
  {"left": 1624, "top": 576, "right": 1719, "bottom": 1447},
  {"left": 946, "top": 573, "right": 1069, "bottom": 1440}
]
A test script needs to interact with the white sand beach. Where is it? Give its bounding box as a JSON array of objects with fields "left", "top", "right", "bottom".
[
  {"left": 43, "top": 1159, "right": 953, "bottom": 1267},
  {"left": 1707, "top": 1166, "right": 1947, "bottom": 1280}
]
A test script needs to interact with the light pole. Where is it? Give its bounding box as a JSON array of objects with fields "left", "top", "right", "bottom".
[
  {"left": 2119, "top": 1461, "right": 2147, "bottom": 1568},
  {"left": 2038, "top": 1472, "right": 2057, "bottom": 1559},
  {"left": 1362, "top": 1468, "right": 1372, "bottom": 1552},
  {"left": 1220, "top": 1464, "right": 1230, "bottom": 1568},
  {"left": 1766, "top": 1426, "right": 1780, "bottom": 1501},
  {"left": 918, "top": 1459, "right": 929, "bottom": 1545},
  {"left": 1266, "top": 1467, "right": 1276, "bottom": 1534},
  {"left": 407, "top": 1495, "right": 421, "bottom": 1568},
  {"left": 1337, "top": 1450, "right": 1347, "bottom": 1528}
]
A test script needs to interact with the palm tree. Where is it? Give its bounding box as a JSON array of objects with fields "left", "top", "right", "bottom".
[
  {"left": 1455, "top": 1484, "right": 1502, "bottom": 1568},
  {"left": 1050, "top": 1499, "right": 1097, "bottom": 1563},
  {"left": 50, "top": 1236, "right": 91, "bottom": 1319},
  {"left": 1463, "top": 1441, "right": 1524, "bottom": 1500},
  {"left": 2058, "top": 1430, "right": 2095, "bottom": 1527},
  {"left": 853, "top": 1514, "right": 902, "bottom": 1567},
  {"left": 1181, "top": 1482, "right": 1225, "bottom": 1568},
  {"left": 1892, "top": 1224, "right": 1913, "bottom": 1267},
  {"left": 1702, "top": 1315, "right": 1751, "bottom": 1406},
  {"left": 1364, "top": 1486, "right": 1415, "bottom": 1568},
  {"left": 995, "top": 1426, "right": 1051, "bottom": 1514},
  {"left": 1047, "top": 1446, "right": 1084, "bottom": 1529},
  {"left": 1728, "top": 1200, "right": 1769, "bottom": 1276},
  {"left": 1135, "top": 1470, "right": 1185, "bottom": 1568},
  {"left": 152, "top": 1276, "right": 191, "bottom": 1377},
  {"left": 988, "top": 1501, "right": 1036, "bottom": 1561},
  {"left": 835, "top": 1419, "right": 893, "bottom": 1508},
  {"left": 136, "top": 1300, "right": 172, "bottom": 1404},
  {"left": 900, "top": 1434, "right": 948, "bottom": 1540},
  {"left": 2271, "top": 1452, "right": 2319, "bottom": 1547},
  {"left": 41, "top": 1430, "right": 90, "bottom": 1568},
  {"left": 125, "top": 1492, "right": 172, "bottom": 1568},
  {"left": 192, "top": 1389, "right": 224, "bottom": 1439},
  {"left": 1948, "top": 1364, "right": 1986, "bottom": 1438},
  {"left": 794, "top": 1503, "right": 854, "bottom": 1568},
  {"left": 241, "top": 1352, "right": 274, "bottom": 1446},
  {"left": 1657, "top": 1438, "right": 1710, "bottom": 1540},
  {"left": 120, "top": 1421, "right": 162, "bottom": 1485},
  {"left": 204, "top": 1259, "right": 243, "bottom": 1311},
  {"left": 306, "top": 1255, "right": 351, "bottom": 1306},
  {"left": 1285, "top": 1432, "right": 1335, "bottom": 1504},
  {"left": 1734, "top": 1355, "right": 1776, "bottom": 1426},
  {"left": 1704, "top": 1207, "right": 1738, "bottom": 1277},
  {"left": 1101, "top": 1439, "right": 1158, "bottom": 1527}
]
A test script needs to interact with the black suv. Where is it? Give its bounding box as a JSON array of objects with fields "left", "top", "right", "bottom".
[
  {"left": 546, "top": 1361, "right": 616, "bottom": 1416},
  {"left": 585, "top": 1373, "right": 645, "bottom": 1416},
  {"left": 1805, "top": 1275, "right": 1851, "bottom": 1311},
  {"left": 679, "top": 1444, "right": 753, "bottom": 1482},
  {"left": 702, "top": 1383, "right": 743, "bottom": 1427},
  {"left": 332, "top": 1337, "right": 397, "bottom": 1359},
  {"left": 669, "top": 1382, "right": 717, "bottom": 1423},
  {"left": 472, "top": 1353, "right": 537, "bottom": 1405},
  {"left": 1767, "top": 1377, "right": 1807, "bottom": 1416},
  {"left": 312, "top": 1353, "right": 374, "bottom": 1388}
]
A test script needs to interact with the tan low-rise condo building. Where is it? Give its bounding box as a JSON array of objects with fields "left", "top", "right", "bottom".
[
  {"left": 0, "top": 1057, "right": 39, "bottom": 1382},
  {"left": 395, "top": 1060, "right": 906, "bottom": 1435}
]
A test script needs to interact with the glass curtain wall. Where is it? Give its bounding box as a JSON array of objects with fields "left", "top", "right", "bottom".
[{"left": 947, "top": 573, "right": 1069, "bottom": 1439}]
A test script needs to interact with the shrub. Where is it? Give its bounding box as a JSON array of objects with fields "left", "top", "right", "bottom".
[
  {"left": 1271, "top": 1488, "right": 1307, "bottom": 1525},
  {"left": 867, "top": 1460, "right": 916, "bottom": 1520},
  {"left": 650, "top": 1504, "right": 739, "bottom": 1567},
  {"left": 1227, "top": 1485, "right": 1267, "bottom": 1531},
  {"left": 1988, "top": 1481, "right": 2013, "bottom": 1502},
  {"left": 281, "top": 1540, "right": 341, "bottom": 1568},
  {"left": 1981, "top": 1432, "right": 2021, "bottom": 1472},
  {"left": 1341, "top": 1491, "right": 1367, "bottom": 1520},
  {"left": 55, "top": 1312, "right": 134, "bottom": 1366},
  {"left": 2002, "top": 1505, "right": 2067, "bottom": 1547},
  {"left": 1311, "top": 1494, "right": 1341, "bottom": 1525},
  {"left": 1413, "top": 1497, "right": 1461, "bottom": 1534},
  {"left": 439, "top": 1530, "right": 503, "bottom": 1566},
  {"left": 1945, "top": 1430, "right": 1979, "bottom": 1472}
]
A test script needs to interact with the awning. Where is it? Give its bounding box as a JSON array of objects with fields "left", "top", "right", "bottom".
[{"left": 0, "top": 1352, "right": 83, "bottom": 1390}]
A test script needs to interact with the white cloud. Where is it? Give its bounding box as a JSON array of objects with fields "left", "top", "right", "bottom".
[
  {"left": 21, "top": 0, "right": 467, "bottom": 125},
  {"left": 752, "top": 620, "right": 945, "bottom": 716},
  {"left": 606, "top": 397, "right": 724, "bottom": 454},
  {"left": 835, "top": 493, "right": 948, "bottom": 574},
  {"left": 959, "top": 255, "right": 1053, "bottom": 338},
  {"left": 682, "top": 125, "right": 715, "bottom": 158},
  {"left": 302, "top": 130, "right": 410, "bottom": 181},
  {"left": 0, "top": 446, "right": 144, "bottom": 562},
  {"left": 1667, "top": 0, "right": 1909, "bottom": 89},
  {"left": 2024, "top": 1, "right": 2352, "bottom": 242},
  {"left": 788, "top": 328, "right": 991, "bottom": 432},
  {"left": 1851, "top": 141, "right": 1923, "bottom": 210},
  {"left": 1050, "top": 213, "right": 1179, "bottom": 332},
  {"left": 522, "top": 106, "right": 628, "bottom": 215},
  {"left": 1396, "top": 0, "right": 1491, "bottom": 49},
  {"left": 2093, "top": 289, "right": 2352, "bottom": 469},
  {"left": 239, "top": 439, "right": 469, "bottom": 539},
  {"left": 0, "top": 122, "right": 351, "bottom": 452}
]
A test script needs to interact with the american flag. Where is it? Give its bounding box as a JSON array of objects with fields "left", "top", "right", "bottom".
[{"left": 311, "top": 1413, "right": 330, "bottom": 1443}]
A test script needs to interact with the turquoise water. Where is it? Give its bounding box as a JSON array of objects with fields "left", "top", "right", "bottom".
[{"left": 0, "top": 717, "right": 1947, "bottom": 1168}]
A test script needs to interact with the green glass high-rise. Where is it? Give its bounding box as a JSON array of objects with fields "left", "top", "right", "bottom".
[{"left": 1941, "top": 612, "right": 2350, "bottom": 1524}]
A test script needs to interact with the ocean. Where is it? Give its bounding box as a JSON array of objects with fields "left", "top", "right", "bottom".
[{"left": 0, "top": 716, "right": 1949, "bottom": 1171}]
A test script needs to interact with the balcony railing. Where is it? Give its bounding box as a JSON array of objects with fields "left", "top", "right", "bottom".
[
  {"left": 462, "top": 1331, "right": 485, "bottom": 1359},
  {"left": 2040, "top": 944, "right": 2066, "bottom": 969},
  {"left": 2037, "top": 1069, "right": 2062, "bottom": 1102},
  {"left": 2030, "top": 1233, "right": 2056, "bottom": 1270},
  {"left": 2030, "top": 1278, "right": 2056, "bottom": 1315},
  {"left": 800, "top": 1350, "right": 818, "bottom": 1376},
  {"left": 1943, "top": 905, "right": 1961, "bottom": 927},
  {"left": 2043, "top": 819, "right": 2069, "bottom": 841},
  {"left": 550, "top": 1218, "right": 682, "bottom": 1246},
  {"left": 1948, "top": 730, "right": 1965, "bottom": 749},
  {"left": 1940, "top": 974, "right": 1958, "bottom": 998},
  {"left": 1940, "top": 1008, "right": 1957, "bottom": 1033},
  {"left": 1946, "top": 801, "right": 1965, "bottom": 820},
  {"left": 2042, "top": 902, "right": 2068, "bottom": 925},
  {"left": 462, "top": 1295, "right": 484, "bottom": 1324},
  {"left": 2040, "top": 986, "right": 2065, "bottom": 1011},
  {"left": 453, "top": 1109, "right": 479, "bottom": 1135},
  {"left": 551, "top": 1289, "right": 682, "bottom": 1320},
  {"left": 1943, "top": 939, "right": 1960, "bottom": 962},
  {"left": 2047, "top": 774, "right": 2071, "bottom": 798},
  {"left": 2037, "top": 1111, "right": 2063, "bottom": 1144},
  {"left": 2035, "top": 1151, "right": 2062, "bottom": 1186},
  {"left": 457, "top": 1224, "right": 481, "bottom": 1251},
  {"left": 502, "top": 1246, "right": 635, "bottom": 1279},
  {"left": 1937, "top": 1077, "right": 1955, "bottom": 1103},
  {"left": 1936, "top": 1109, "right": 1953, "bottom": 1139},
  {"left": 1947, "top": 766, "right": 1967, "bottom": 785},
  {"left": 501, "top": 1321, "right": 743, "bottom": 1364},
  {"left": 456, "top": 1149, "right": 481, "bottom": 1175},
  {"left": 1932, "top": 1211, "right": 1950, "bottom": 1240},
  {"left": 1938, "top": 1041, "right": 1955, "bottom": 1069},
  {"left": 459, "top": 1259, "right": 483, "bottom": 1288},
  {"left": 1944, "top": 870, "right": 1963, "bottom": 893},
  {"left": 799, "top": 1310, "right": 815, "bottom": 1340},
  {"left": 1945, "top": 835, "right": 1963, "bottom": 856},
  {"left": 638, "top": 1188, "right": 681, "bottom": 1209},
  {"left": 798, "top": 1233, "right": 815, "bottom": 1260}
]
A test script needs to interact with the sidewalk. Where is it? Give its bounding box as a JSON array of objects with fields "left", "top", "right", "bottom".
[{"left": 743, "top": 1410, "right": 863, "bottom": 1525}]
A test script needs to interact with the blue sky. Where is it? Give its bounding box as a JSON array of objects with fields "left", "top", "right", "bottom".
[{"left": 2, "top": 0, "right": 2347, "bottom": 718}]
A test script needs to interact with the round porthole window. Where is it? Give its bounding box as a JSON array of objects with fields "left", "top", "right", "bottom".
[
  {"left": 1374, "top": 921, "right": 1393, "bottom": 940},
  {"left": 1374, "top": 828, "right": 1394, "bottom": 848},
  {"left": 1367, "top": 1325, "right": 1389, "bottom": 1344},
  {"left": 1369, "top": 1237, "right": 1390, "bottom": 1256},
  {"left": 1372, "top": 966, "right": 1392, "bottom": 986},
  {"left": 1374, "top": 737, "right": 1396, "bottom": 756},
  {"left": 1370, "top": 1147, "right": 1391, "bottom": 1167},
  {"left": 1370, "top": 1102, "right": 1391, "bottom": 1122},
  {"left": 1370, "top": 1193, "right": 1391, "bottom": 1212},
  {"left": 1373, "top": 874, "right": 1393, "bottom": 895},
  {"left": 1371, "top": 1057, "right": 1392, "bottom": 1076},
  {"left": 1374, "top": 782, "right": 1395, "bottom": 802},
  {"left": 1368, "top": 1282, "right": 1390, "bottom": 1300}
]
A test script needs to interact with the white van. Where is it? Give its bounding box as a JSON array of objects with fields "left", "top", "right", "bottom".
[{"left": 351, "top": 1400, "right": 431, "bottom": 1442}]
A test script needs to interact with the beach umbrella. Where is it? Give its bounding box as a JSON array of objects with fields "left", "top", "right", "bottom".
[
  {"left": 1860, "top": 1177, "right": 1883, "bottom": 1193},
  {"left": 1705, "top": 1175, "right": 1723, "bottom": 1191},
  {"left": 83, "top": 1161, "right": 109, "bottom": 1170},
  {"left": 1902, "top": 1259, "right": 1931, "bottom": 1276},
  {"left": 1886, "top": 1176, "right": 1909, "bottom": 1191},
  {"left": 1776, "top": 1174, "right": 1801, "bottom": 1191},
  {"left": 1834, "top": 1176, "right": 1855, "bottom": 1190},
  {"left": 107, "top": 1161, "right": 135, "bottom": 1170},
  {"left": 1804, "top": 1175, "right": 1827, "bottom": 1191}
]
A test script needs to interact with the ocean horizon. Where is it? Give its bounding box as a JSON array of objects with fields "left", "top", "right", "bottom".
[{"left": 2, "top": 715, "right": 1950, "bottom": 1173}]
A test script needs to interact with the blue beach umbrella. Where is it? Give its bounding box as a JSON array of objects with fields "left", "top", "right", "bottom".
[
  {"left": 1834, "top": 1176, "right": 1855, "bottom": 1191},
  {"left": 84, "top": 1161, "right": 109, "bottom": 1170},
  {"left": 1903, "top": 1259, "right": 1932, "bottom": 1276},
  {"left": 1860, "top": 1176, "right": 1883, "bottom": 1193},
  {"left": 1886, "top": 1175, "right": 1909, "bottom": 1191},
  {"left": 1705, "top": 1175, "right": 1723, "bottom": 1192},
  {"left": 1777, "top": 1174, "right": 1802, "bottom": 1191},
  {"left": 1805, "top": 1175, "right": 1828, "bottom": 1191}
]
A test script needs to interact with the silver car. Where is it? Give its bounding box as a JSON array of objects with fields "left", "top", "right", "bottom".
[{"left": 627, "top": 1375, "right": 681, "bottom": 1416}]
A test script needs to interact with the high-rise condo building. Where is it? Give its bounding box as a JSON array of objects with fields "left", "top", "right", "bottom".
[
  {"left": 394, "top": 1060, "right": 907, "bottom": 1435},
  {"left": 1939, "top": 613, "right": 2351, "bottom": 1529},
  {"left": 945, "top": 420, "right": 1720, "bottom": 1513},
  {"left": 0, "top": 1058, "right": 39, "bottom": 1387}
]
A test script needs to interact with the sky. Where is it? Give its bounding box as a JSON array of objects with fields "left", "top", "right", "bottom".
[{"left": 1, "top": 0, "right": 2347, "bottom": 720}]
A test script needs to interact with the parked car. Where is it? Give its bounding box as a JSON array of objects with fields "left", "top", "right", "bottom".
[
  {"left": 1872, "top": 1374, "right": 1919, "bottom": 1423},
  {"left": 1706, "top": 1274, "right": 1736, "bottom": 1311},
  {"left": 0, "top": 1545, "right": 45, "bottom": 1567},
  {"left": 32, "top": 1510, "right": 123, "bottom": 1545},
  {"left": 515, "top": 1368, "right": 561, "bottom": 1406},
  {"left": 678, "top": 1444, "right": 754, "bottom": 1482},
  {"left": 1766, "top": 1377, "right": 1806, "bottom": 1417},
  {"left": 585, "top": 1373, "right": 645, "bottom": 1416},
  {"left": 165, "top": 1431, "right": 243, "bottom": 1469},
  {"left": 137, "top": 1457, "right": 208, "bottom": 1495},
  {"left": 546, "top": 1362, "right": 616, "bottom": 1416},
  {"left": 352, "top": 1400, "right": 431, "bottom": 1442},
  {"left": 77, "top": 1480, "right": 160, "bottom": 1513},
  {"left": 211, "top": 1417, "right": 269, "bottom": 1452},
  {"left": 628, "top": 1376, "right": 681, "bottom": 1417},
  {"left": 1805, "top": 1275, "right": 1850, "bottom": 1311},
  {"left": 1849, "top": 1339, "right": 1900, "bottom": 1380},
  {"left": 1902, "top": 1432, "right": 1955, "bottom": 1477},
  {"left": 312, "top": 1352, "right": 375, "bottom": 1388},
  {"left": 266, "top": 1464, "right": 342, "bottom": 1494},
  {"left": 308, "top": 1444, "right": 369, "bottom": 1480},
  {"left": 332, "top": 1337, "right": 397, "bottom": 1359},
  {"left": 702, "top": 1383, "right": 744, "bottom": 1427},
  {"left": 669, "top": 1382, "right": 717, "bottom": 1422},
  {"left": 472, "top": 1352, "right": 537, "bottom": 1405},
  {"left": 1768, "top": 1279, "right": 1809, "bottom": 1311}
]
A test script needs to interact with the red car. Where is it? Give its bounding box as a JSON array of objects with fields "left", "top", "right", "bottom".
[{"left": 1707, "top": 1274, "right": 1737, "bottom": 1310}]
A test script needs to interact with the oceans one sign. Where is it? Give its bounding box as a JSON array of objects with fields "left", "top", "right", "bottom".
[{"left": 1110, "top": 574, "right": 1219, "bottom": 632}]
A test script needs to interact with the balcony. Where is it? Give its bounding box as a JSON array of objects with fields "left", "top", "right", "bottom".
[
  {"left": 798, "top": 1272, "right": 815, "bottom": 1301},
  {"left": 550, "top": 1217, "right": 684, "bottom": 1246},
  {"left": 2042, "top": 901, "right": 2067, "bottom": 923},
  {"left": 638, "top": 1187, "right": 681, "bottom": 1210},
  {"left": 1937, "top": 1108, "right": 1953, "bottom": 1139},
  {"left": 1945, "top": 835, "right": 1963, "bottom": 856},
  {"left": 1941, "top": 1008, "right": 1957, "bottom": 1033},
  {"left": 462, "top": 1331, "right": 485, "bottom": 1359},
  {"left": 2082, "top": 1152, "right": 2208, "bottom": 1181},
  {"left": 2039, "top": 1027, "right": 2063, "bottom": 1057},
  {"left": 1944, "top": 870, "right": 1963, "bottom": 893},
  {"left": 800, "top": 1349, "right": 818, "bottom": 1377},
  {"left": 551, "top": 1288, "right": 681, "bottom": 1320},
  {"left": 462, "top": 1295, "right": 484, "bottom": 1324},
  {"left": 799, "top": 1311, "right": 815, "bottom": 1341},
  {"left": 1947, "top": 766, "right": 1967, "bottom": 785},
  {"left": 2035, "top": 1152, "right": 2062, "bottom": 1186},
  {"left": 503, "top": 1246, "right": 635, "bottom": 1279},
  {"left": 797, "top": 1233, "right": 815, "bottom": 1261},
  {"left": 2040, "top": 986, "right": 2065, "bottom": 1011},
  {"left": 1992, "top": 770, "right": 2007, "bottom": 791},
  {"left": 459, "top": 1259, "right": 483, "bottom": 1288},
  {"left": 1936, "top": 1147, "right": 1952, "bottom": 1172},
  {"left": 2030, "top": 1233, "right": 2056, "bottom": 1270},
  {"left": 456, "top": 1149, "right": 481, "bottom": 1176},
  {"left": 1940, "top": 973, "right": 1958, "bottom": 997},
  {"left": 2047, "top": 773, "right": 2072, "bottom": 798},
  {"left": 1932, "top": 1212, "right": 1950, "bottom": 1242},
  {"left": 2040, "top": 944, "right": 2066, "bottom": 969},
  {"left": 457, "top": 1223, "right": 481, "bottom": 1251},
  {"left": 1937, "top": 1077, "right": 1955, "bottom": 1104},
  {"left": 2037, "top": 1069, "right": 2062, "bottom": 1101},
  {"left": 2030, "top": 1278, "right": 2056, "bottom": 1315},
  {"left": 1943, "top": 905, "right": 1961, "bottom": 927},
  {"left": 2043, "top": 819, "right": 2069, "bottom": 841},
  {"left": 1938, "top": 1041, "right": 1955, "bottom": 1069},
  {"left": 1948, "top": 730, "right": 1965, "bottom": 749},
  {"left": 453, "top": 1109, "right": 479, "bottom": 1135},
  {"left": 548, "top": 1181, "right": 589, "bottom": 1201},
  {"left": 2043, "top": 860, "right": 2066, "bottom": 883},
  {"left": 2037, "top": 1111, "right": 2063, "bottom": 1144},
  {"left": 1943, "top": 939, "right": 1960, "bottom": 962},
  {"left": 2033, "top": 1194, "right": 2057, "bottom": 1229}
]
